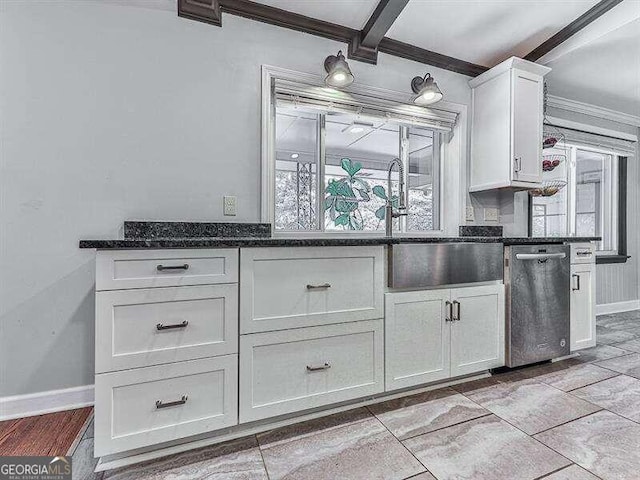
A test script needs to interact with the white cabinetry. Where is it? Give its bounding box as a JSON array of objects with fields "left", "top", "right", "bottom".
[
  {"left": 469, "top": 57, "right": 550, "bottom": 192},
  {"left": 240, "top": 246, "right": 383, "bottom": 333},
  {"left": 570, "top": 243, "right": 596, "bottom": 351},
  {"left": 385, "top": 284, "right": 505, "bottom": 391},
  {"left": 94, "top": 249, "right": 240, "bottom": 457},
  {"left": 239, "top": 320, "right": 384, "bottom": 423},
  {"left": 239, "top": 246, "right": 385, "bottom": 422}
]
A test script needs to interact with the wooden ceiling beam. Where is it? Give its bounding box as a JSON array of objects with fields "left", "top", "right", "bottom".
[
  {"left": 348, "top": 0, "right": 410, "bottom": 64},
  {"left": 176, "top": 0, "right": 487, "bottom": 77},
  {"left": 524, "top": 0, "right": 625, "bottom": 62}
]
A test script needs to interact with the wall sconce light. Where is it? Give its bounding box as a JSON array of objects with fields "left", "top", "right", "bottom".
[
  {"left": 411, "top": 73, "right": 443, "bottom": 106},
  {"left": 324, "top": 50, "right": 354, "bottom": 88}
]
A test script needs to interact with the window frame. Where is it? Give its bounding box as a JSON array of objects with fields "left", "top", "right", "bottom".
[
  {"left": 261, "top": 65, "right": 467, "bottom": 237},
  {"left": 528, "top": 143, "right": 628, "bottom": 263}
]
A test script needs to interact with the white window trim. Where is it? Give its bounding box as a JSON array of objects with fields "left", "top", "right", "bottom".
[
  {"left": 260, "top": 64, "right": 468, "bottom": 237},
  {"left": 533, "top": 142, "right": 620, "bottom": 254}
]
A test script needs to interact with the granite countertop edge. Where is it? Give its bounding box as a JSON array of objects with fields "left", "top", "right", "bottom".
[{"left": 79, "top": 236, "right": 601, "bottom": 249}]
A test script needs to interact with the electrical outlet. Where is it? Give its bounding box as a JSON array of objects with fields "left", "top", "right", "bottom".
[
  {"left": 465, "top": 206, "right": 475, "bottom": 222},
  {"left": 484, "top": 207, "right": 499, "bottom": 222},
  {"left": 223, "top": 196, "right": 237, "bottom": 216}
]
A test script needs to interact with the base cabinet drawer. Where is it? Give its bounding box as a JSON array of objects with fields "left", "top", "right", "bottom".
[
  {"left": 94, "top": 356, "right": 238, "bottom": 456},
  {"left": 96, "top": 249, "right": 238, "bottom": 291},
  {"left": 239, "top": 320, "right": 384, "bottom": 423},
  {"left": 240, "top": 247, "right": 384, "bottom": 333},
  {"left": 95, "top": 284, "right": 238, "bottom": 373}
]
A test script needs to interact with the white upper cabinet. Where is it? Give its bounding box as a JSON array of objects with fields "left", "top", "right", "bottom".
[{"left": 469, "top": 57, "right": 551, "bottom": 192}]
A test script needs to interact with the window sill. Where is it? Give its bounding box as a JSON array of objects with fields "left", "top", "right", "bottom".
[{"left": 596, "top": 254, "right": 630, "bottom": 265}]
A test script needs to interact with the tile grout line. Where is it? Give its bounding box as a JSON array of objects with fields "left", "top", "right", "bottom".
[
  {"left": 255, "top": 434, "right": 272, "bottom": 480},
  {"left": 364, "top": 405, "right": 437, "bottom": 480}
]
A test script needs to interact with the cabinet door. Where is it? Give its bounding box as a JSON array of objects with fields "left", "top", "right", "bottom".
[
  {"left": 570, "top": 264, "right": 596, "bottom": 351},
  {"left": 385, "top": 290, "right": 451, "bottom": 391},
  {"left": 450, "top": 284, "right": 505, "bottom": 377},
  {"left": 512, "top": 70, "right": 543, "bottom": 184}
]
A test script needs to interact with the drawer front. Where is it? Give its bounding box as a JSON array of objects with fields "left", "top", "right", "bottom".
[
  {"left": 240, "top": 246, "right": 383, "bottom": 333},
  {"left": 96, "top": 249, "right": 238, "bottom": 291},
  {"left": 96, "top": 285, "right": 238, "bottom": 373},
  {"left": 570, "top": 243, "right": 596, "bottom": 264},
  {"left": 94, "top": 355, "right": 238, "bottom": 456},
  {"left": 239, "top": 320, "right": 384, "bottom": 423}
]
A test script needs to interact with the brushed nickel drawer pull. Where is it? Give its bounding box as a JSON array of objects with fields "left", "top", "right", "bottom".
[
  {"left": 306, "top": 362, "right": 331, "bottom": 372},
  {"left": 306, "top": 283, "right": 331, "bottom": 290},
  {"left": 157, "top": 264, "right": 190, "bottom": 272},
  {"left": 576, "top": 251, "right": 593, "bottom": 256},
  {"left": 156, "top": 320, "right": 189, "bottom": 331},
  {"left": 156, "top": 395, "right": 188, "bottom": 409},
  {"left": 445, "top": 301, "right": 453, "bottom": 322}
]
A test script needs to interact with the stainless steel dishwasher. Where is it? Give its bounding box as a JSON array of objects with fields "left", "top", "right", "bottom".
[{"left": 505, "top": 244, "right": 570, "bottom": 367}]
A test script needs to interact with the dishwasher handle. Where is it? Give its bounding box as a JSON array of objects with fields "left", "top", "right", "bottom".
[{"left": 515, "top": 253, "right": 567, "bottom": 261}]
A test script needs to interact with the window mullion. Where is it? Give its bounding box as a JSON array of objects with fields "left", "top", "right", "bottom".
[
  {"left": 399, "top": 125, "right": 409, "bottom": 232},
  {"left": 317, "top": 113, "right": 326, "bottom": 232}
]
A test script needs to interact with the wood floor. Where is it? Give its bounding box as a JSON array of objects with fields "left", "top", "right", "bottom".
[{"left": 0, "top": 407, "right": 93, "bottom": 456}]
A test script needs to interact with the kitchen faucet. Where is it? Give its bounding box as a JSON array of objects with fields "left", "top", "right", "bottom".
[{"left": 385, "top": 158, "right": 407, "bottom": 236}]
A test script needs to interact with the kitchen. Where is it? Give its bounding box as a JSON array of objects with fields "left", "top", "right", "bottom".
[{"left": 1, "top": 1, "right": 639, "bottom": 479}]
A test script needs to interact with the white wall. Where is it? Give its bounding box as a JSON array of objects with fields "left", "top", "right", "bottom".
[{"left": 0, "top": 0, "right": 473, "bottom": 396}]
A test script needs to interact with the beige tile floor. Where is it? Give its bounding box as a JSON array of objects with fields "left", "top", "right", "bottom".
[{"left": 72, "top": 310, "right": 640, "bottom": 480}]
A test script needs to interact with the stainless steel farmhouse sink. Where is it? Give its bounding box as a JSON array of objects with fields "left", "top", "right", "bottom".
[{"left": 388, "top": 243, "right": 504, "bottom": 289}]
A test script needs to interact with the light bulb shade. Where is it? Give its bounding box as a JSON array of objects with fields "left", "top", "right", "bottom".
[
  {"left": 324, "top": 50, "right": 354, "bottom": 88},
  {"left": 411, "top": 74, "right": 443, "bottom": 105}
]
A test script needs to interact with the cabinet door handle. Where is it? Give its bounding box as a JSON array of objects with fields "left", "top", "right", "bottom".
[
  {"left": 157, "top": 264, "right": 189, "bottom": 272},
  {"left": 306, "top": 362, "right": 331, "bottom": 372},
  {"left": 306, "top": 283, "right": 331, "bottom": 290},
  {"left": 514, "top": 157, "right": 522, "bottom": 173},
  {"left": 445, "top": 301, "right": 453, "bottom": 322},
  {"left": 576, "top": 251, "right": 593, "bottom": 256},
  {"left": 156, "top": 395, "right": 188, "bottom": 409},
  {"left": 156, "top": 320, "right": 189, "bottom": 331},
  {"left": 453, "top": 300, "right": 461, "bottom": 321},
  {"left": 572, "top": 274, "right": 581, "bottom": 291}
]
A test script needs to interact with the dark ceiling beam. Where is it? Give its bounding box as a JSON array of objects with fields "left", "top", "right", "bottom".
[
  {"left": 177, "top": 0, "right": 487, "bottom": 77},
  {"left": 218, "top": 0, "right": 356, "bottom": 43},
  {"left": 379, "top": 37, "right": 488, "bottom": 77},
  {"left": 524, "top": 0, "right": 625, "bottom": 61},
  {"left": 177, "top": 0, "right": 221, "bottom": 26},
  {"left": 348, "top": 0, "right": 410, "bottom": 64}
]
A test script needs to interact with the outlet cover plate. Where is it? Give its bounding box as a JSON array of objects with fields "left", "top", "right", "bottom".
[
  {"left": 223, "top": 196, "right": 237, "bottom": 216},
  {"left": 484, "top": 207, "right": 499, "bottom": 222},
  {"left": 465, "top": 206, "right": 475, "bottom": 222}
]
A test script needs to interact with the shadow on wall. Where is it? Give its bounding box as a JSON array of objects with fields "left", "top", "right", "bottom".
[{"left": 0, "top": 260, "right": 96, "bottom": 397}]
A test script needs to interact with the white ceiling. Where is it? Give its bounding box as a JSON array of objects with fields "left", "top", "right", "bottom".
[
  {"left": 546, "top": 18, "right": 640, "bottom": 117},
  {"left": 256, "top": 0, "right": 639, "bottom": 117},
  {"left": 388, "top": 0, "right": 599, "bottom": 67}
]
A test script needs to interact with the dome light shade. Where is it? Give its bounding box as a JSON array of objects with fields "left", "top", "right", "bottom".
[
  {"left": 324, "top": 50, "right": 354, "bottom": 88},
  {"left": 411, "top": 74, "right": 443, "bottom": 106}
]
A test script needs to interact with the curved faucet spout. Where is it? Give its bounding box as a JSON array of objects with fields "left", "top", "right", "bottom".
[{"left": 386, "top": 158, "right": 407, "bottom": 236}]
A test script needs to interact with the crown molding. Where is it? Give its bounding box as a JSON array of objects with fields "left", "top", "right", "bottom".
[{"left": 547, "top": 95, "right": 640, "bottom": 128}]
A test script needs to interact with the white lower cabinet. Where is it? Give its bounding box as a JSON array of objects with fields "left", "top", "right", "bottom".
[
  {"left": 570, "top": 263, "right": 596, "bottom": 351},
  {"left": 94, "top": 355, "right": 238, "bottom": 456},
  {"left": 450, "top": 285, "right": 505, "bottom": 377},
  {"left": 384, "top": 290, "right": 451, "bottom": 390},
  {"left": 239, "top": 319, "right": 384, "bottom": 423},
  {"left": 385, "top": 284, "right": 505, "bottom": 391}
]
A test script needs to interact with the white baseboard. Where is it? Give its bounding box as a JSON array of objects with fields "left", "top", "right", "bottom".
[
  {"left": 596, "top": 300, "right": 640, "bottom": 316},
  {"left": 0, "top": 385, "right": 94, "bottom": 421}
]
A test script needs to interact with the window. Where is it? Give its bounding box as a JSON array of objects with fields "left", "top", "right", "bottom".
[
  {"left": 531, "top": 143, "right": 621, "bottom": 255},
  {"left": 273, "top": 104, "right": 442, "bottom": 233}
]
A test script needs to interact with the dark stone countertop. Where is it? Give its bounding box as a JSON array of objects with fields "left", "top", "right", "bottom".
[{"left": 79, "top": 236, "right": 600, "bottom": 249}]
